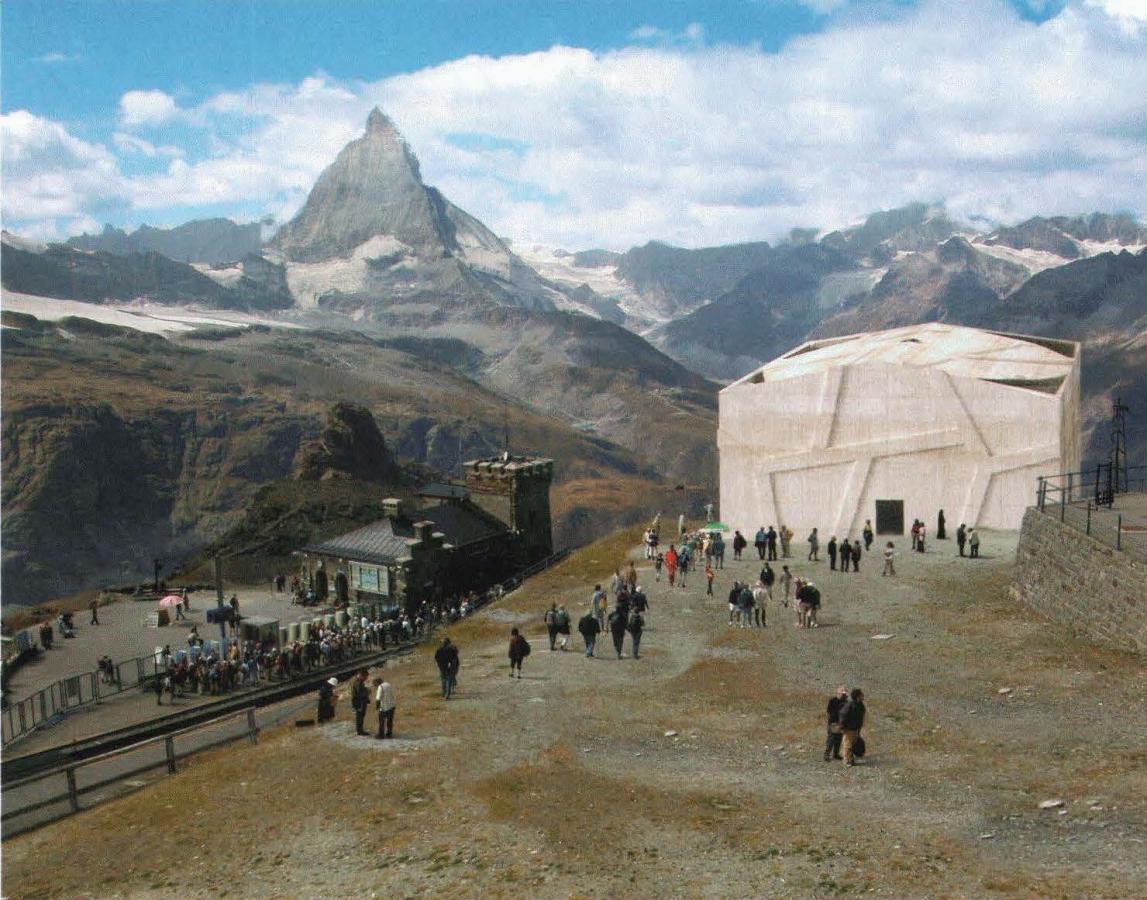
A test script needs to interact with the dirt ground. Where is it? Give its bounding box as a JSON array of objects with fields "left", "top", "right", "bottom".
[{"left": 3, "top": 526, "right": 1146, "bottom": 899}]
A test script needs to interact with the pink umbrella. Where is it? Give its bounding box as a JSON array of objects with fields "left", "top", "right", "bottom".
[{"left": 158, "top": 595, "right": 183, "bottom": 607}]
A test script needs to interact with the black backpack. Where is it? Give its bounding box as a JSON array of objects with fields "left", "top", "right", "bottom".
[{"left": 521, "top": 637, "right": 531, "bottom": 657}]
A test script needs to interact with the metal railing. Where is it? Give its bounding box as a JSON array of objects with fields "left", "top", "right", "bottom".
[
  {"left": 1035, "top": 465, "right": 1147, "bottom": 558},
  {"left": 1, "top": 707, "right": 259, "bottom": 838},
  {"left": 1037, "top": 464, "right": 1147, "bottom": 512},
  {"left": 1, "top": 549, "right": 571, "bottom": 748}
]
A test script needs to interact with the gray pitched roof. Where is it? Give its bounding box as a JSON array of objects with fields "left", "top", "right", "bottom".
[
  {"left": 304, "top": 500, "right": 507, "bottom": 565},
  {"left": 305, "top": 519, "right": 413, "bottom": 566}
]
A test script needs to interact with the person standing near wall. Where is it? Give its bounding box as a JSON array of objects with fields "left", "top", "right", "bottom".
[
  {"left": 351, "top": 670, "right": 370, "bottom": 736},
  {"left": 807, "top": 528, "right": 820, "bottom": 561},
  {"left": 969, "top": 528, "right": 981, "bottom": 558},
  {"left": 957, "top": 523, "right": 967, "bottom": 556}
]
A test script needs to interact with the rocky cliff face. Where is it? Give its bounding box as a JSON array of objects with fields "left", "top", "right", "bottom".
[{"left": 294, "top": 402, "right": 400, "bottom": 482}]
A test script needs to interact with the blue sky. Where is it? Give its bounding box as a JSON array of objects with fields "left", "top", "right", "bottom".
[{"left": 2, "top": 0, "right": 1144, "bottom": 247}]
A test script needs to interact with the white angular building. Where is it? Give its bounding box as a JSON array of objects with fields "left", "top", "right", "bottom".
[{"left": 718, "top": 324, "right": 1080, "bottom": 537}]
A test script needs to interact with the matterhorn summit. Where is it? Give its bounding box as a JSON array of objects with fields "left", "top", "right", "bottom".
[{"left": 268, "top": 107, "right": 575, "bottom": 314}]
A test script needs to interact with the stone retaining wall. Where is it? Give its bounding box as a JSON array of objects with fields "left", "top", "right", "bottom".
[{"left": 1014, "top": 507, "right": 1146, "bottom": 654}]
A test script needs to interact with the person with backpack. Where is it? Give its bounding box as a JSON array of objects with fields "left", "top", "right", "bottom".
[
  {"left": 631, "top": 584, "right": 649, "bottom": 617},
  {"left": 840, "top": 688, "right": 866, "bottom": 766},
  {"left": 554, "top": 605, "right": 571, "bottom": 651},
  {"left": 824, "top": 685, "right": 848, "bottom": 761},
  {"left": 863, "top": 520, "right": 874, "bottom": 551},
  {"left": 732, "top": 530, "right": 747, "bottom": 560},
  {"left": 760, "top": 563, "right": 776, "bottom": 602},
  {"left": 578, "top": 610, "right": 601, "bottom": 657},
  {"left": 508, "top": 627, "right": 530, "bottom": 678},
  {"left": 608, "top": 605, "right": 629, "bottom": 659},
  {"left": 627, "top": 610, "right": 645, "bottom": 659}
]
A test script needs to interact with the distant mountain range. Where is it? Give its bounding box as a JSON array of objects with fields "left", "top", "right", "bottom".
[{"left": 2, "top": 108, "right": 1144, "bottom": 606}]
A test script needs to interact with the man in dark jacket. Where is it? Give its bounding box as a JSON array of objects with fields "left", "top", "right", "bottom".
[
  {"left": 435, "top": 638, "right": 460, "bottom": 699},
  {"left": 732, "top": 531, "right": 747, "bottom": 560},
  {"left": 840, "top": 688, "right": 866, "bottom": 765},
  {"left": 827, "top": 536, "right": 838, "bottom": 570},
  {"left": 766, "top": 526, "right": 778, "bottom": 560},
  {"left": 350, "top": 670, "right": 370, "bottom": 735},
  {"left": 824, "top": 685, "right": 848, "bottom": 760},
  {"left": 628, "top": 610, "right": 645, "bottom": 659},
  {"left": 956, "top": 523, "right": 967, "bottom": 557},
  {"left": 608, "top": 606, "right": 628, "bottom": 659},
  {"left": 851, "top": 539, "right": 862, "bottom": 572},
  {"left": 754, "top": 527, "right": 767, "bottom": 560},
  {"left": 578, "top": 611, "right": 601, "bottom": 657}
]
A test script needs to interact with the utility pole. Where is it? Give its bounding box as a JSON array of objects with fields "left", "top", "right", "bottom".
[{"left": 1111, "top": 396, "right": 1130, "bottom": 495}]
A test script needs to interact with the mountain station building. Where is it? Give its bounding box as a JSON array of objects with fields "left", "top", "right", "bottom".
[
  {"left": 298, "top": 454, "right": 553, "bottom": 613},
  {"left": 718, "top": 323, "right": 1081, "bottom": 537}
]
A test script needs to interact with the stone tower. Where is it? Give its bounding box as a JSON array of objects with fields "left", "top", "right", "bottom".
[{"left": 464, "top": 454, "right": 554, "bottom": 565}]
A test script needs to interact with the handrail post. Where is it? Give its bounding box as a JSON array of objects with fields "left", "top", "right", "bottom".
[
  {"left": 247, "top": 707, "right": 258, "bottom": 745},
  {"left": 1037, "top": 477, "right": 1045, "bottom": 510},
  {"left": 92, "top": 672, "right": 100, "bottom": 703},
  {"left": 65, "top": 768, "right": 80, "bottom": 813},
  {"left": 1060, "top": 487, "right": 1066, "bottom": 522},
  {"left": 1117, "top": 515, "right": 1122, "bottom": 551},
  {"left": 1086, "top": 502, "right": 1091, "bottom": 535},
  {"left": 1067, "top": 472, "right": 1074, "bottom": 502},
  {"left": 165, "top": 736, "right": 177, "bottom": 774}
]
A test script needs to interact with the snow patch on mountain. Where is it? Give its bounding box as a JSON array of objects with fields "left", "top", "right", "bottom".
[
  {"left": 1, "top": 289, "right": 302, "bottom": 335},
  {"left": 512, "top": 243, "right": 662, "bottom": 327},
  {"left": 969, "top": 236, "right": 1147, "bottom": 275},
  {"left": 273, "top": 235, "right": 412, "bottom": 308}
]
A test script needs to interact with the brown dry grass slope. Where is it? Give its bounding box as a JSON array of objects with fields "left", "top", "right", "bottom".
[{"left": 3, "top": 527, "right": 1145, "bottom": 899}]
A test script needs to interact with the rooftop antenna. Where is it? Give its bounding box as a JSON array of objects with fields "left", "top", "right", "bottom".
[{"left": 1111, "top": 396, "right": 1130, "bottom": 494}]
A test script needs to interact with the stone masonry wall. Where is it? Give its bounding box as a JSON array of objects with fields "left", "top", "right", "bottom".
[{"left": 1014, "top": 507, "right": 1146, "bottom": 654}]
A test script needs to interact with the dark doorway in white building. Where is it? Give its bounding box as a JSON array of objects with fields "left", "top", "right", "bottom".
[{"left": 875, "top": 500, "right": 904, "bottom": 535}]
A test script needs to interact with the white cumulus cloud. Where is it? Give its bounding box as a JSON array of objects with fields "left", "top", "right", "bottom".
[
  {"left": 4, "top": 0, "right": 1146, "bottom": 248},
  {"left": 0, "top": 110, "right": 128, "bottom": 238},
  {"left": 119, "top": 90, "right": 180, "bottom": 127}
]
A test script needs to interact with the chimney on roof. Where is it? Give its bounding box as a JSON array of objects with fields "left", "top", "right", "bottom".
[{"left": 383, "top": 498, "right": 404, "bottom": 520}]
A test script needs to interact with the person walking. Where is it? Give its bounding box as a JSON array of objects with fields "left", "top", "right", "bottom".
[
  {"left": 375, "top": 673, "right": 396, "bottom": 739},
  {"left": 969, "top": 528, "right": 981, "bottom": 558},
  {"left": 578, "top": 610, "right": 600, "bottom": 657},
  {"left": 828, "top": 536, "right": 839, "bottom": 570},
  {"left": 89, "top": 599, "right": 100, "bottom": 626},
  {"left": 760, "top": 563, "right": 775, "bottom": 602},
  {"left": 754, "top": 527, "right": 768, "bottom": 560},
  {"left": 882, "top": 541, "right": 896, "bottom": 576},
  {"left": 766, "top": 526, "right": 778, "bottom": 561},
  {"left": 732, "top": 530, "right": 747, "bottom": 560},
  {"left": 780, "top": 524, "right": 793, "bottom": 559},
  {"left": 824, "top": 686, "right": 848, "bottom": 761},
  {"left": 351, "top": 670, "right": 370, "bottom": 735},
  {"left": 956, "top": 523, "right": 967, "bottom": 557},
  {"left": 627, "top": 609, "right": 645, "bottom": 659},
  {"left": 779, "top": 565, "right": 793, "bottom": 606},
  {"left": 752, "top": 581, "right": 767, "bottom": 627},
  {"left": 863, "top": 520, "right": 874, "bottom": 551},
  {"left": 705, "top": 563, "right": 715, "bottom": 597},
  {"left": 592, "top": 585, "right": 608, "bottom": 630},
  {"left": 840, "top": 688, "right": 867, "bottom": 766},
  {"left": 608, "top": 605, "right": 628, "bottom": 659},
  {"left": 508, "top": 627, "right": 530, "bottom": 678},
  {"left": 807, "top": 528, "right": 820, "bottom": 561},
  {"left": 728, "top": 582, "right": 741, "bottom": 626},
  {"left": 654, "top": 553, "right": 664, "bottom": 583},
  {"left": 435, "top": 638, "right": 459, "bottom": 699},
  {"left": 555, "top": 605, "right": 571, "bottom": 651},
  {"left": 544, "top": 603, "right": 559, "bottom": 651},
  {"left": 851, "top": 539, "right": 862, "bottom": 573},
  {"left": 665, "top": 545, "right": 679, "bottom": 588},
  {"left": 713, "top": 534, "right": 726, "bottom": 569}
]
